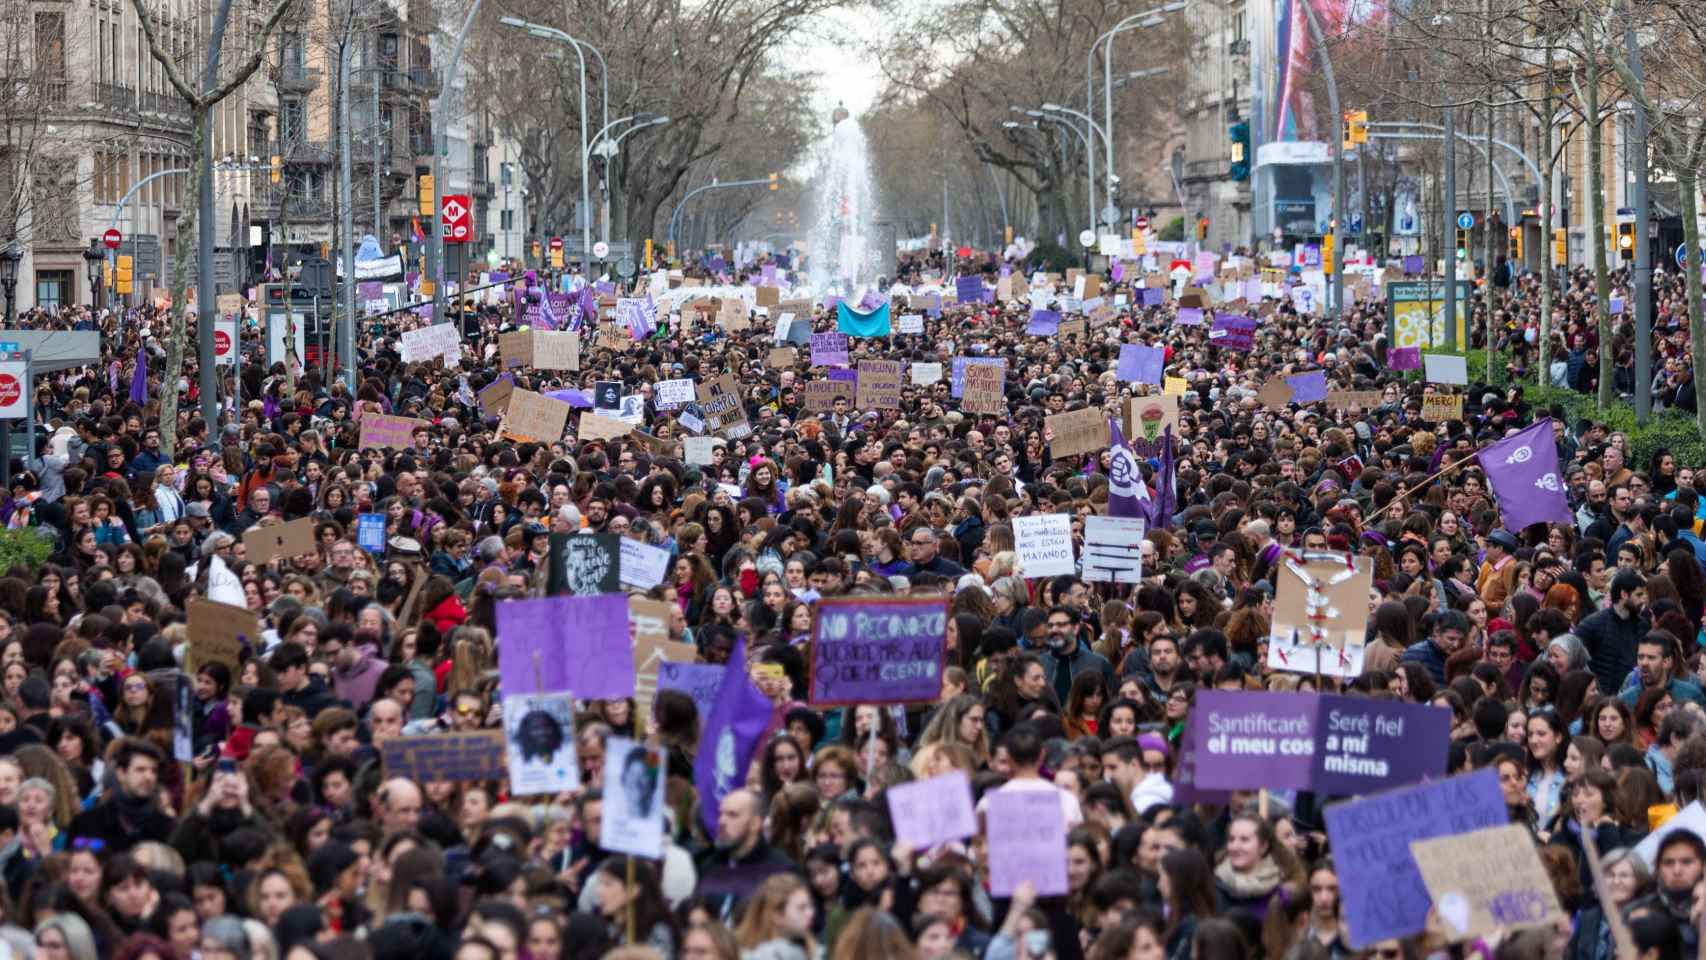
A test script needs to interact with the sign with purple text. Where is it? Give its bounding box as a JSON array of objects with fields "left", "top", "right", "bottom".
[
  {"left": 808, "top": 596, "right": 949, "bottom": 706},
  {"left": 1189, "top": 691, "right": 1451, "bottom": 794},
  {"left": 986, "top": 789, "right": 1068, "bottom": 896}
]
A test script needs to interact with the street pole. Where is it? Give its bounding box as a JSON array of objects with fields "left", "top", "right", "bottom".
[
  {"left": 371, "top": 34, "right": 381, "bottom": 236},
  {"left": 339, "top": 29, "right": 356, "bottom": 394},
  {"left": 432, "top": 0, "right": 486, "bottom": 320},
  {"left": 1626, "top": 0, "right": 1652, "bottom": 424},
  {"left": 1295, "top": 0, "right": 1343, "bottom": 324},
  {"left": 198, "top": 0, "right": 237, "bottom": 430},
  {"left": 1444, "top": 102, "right": 1457, "bottom": 350}
]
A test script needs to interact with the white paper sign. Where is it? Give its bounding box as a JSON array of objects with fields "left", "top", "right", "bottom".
[
  {"left": 899, "top": 314, "right": 924, "bottom": 334},
  {"left": 677, "top": 411, "right": 705, "bottom": 435},
  {"left": 601, "top": 736, "right": 667, "bottom": 858},
  {"left": 619, "top": 539, "right": 671, "bottom": 590},
  {"left": 400, "top": 322, "right": 460, "bottom": 365},
  {"left": 1081, "top": 516, "right": 1145, "bottom": 583},
  {"left": 911, "top": 362, "right": 943, "bottom": 386},
  {"left": 656, "top": 378, "right": 696, "bottom": 405},
  {"left": 1423, "top": 353, "right": 1469, "bottom": 385},
  {"left": 503, "top": 692, "right": 580, "bottom": 796},
  {"left": 684, "top": 436, "right": 722, "bottom": 465},
  {"left": 1015, "top": 513, "right": 1076, "bottom": 578},
  {"left": 774, "top": 313, "right": 795, "bottom": 341}
]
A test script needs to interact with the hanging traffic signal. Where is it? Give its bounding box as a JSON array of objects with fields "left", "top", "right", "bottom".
[
  {"left": 270, "top": 155, "right": 282, "bottom": 184},
  {"left": 768, "top": 173, "right": 779, "bottom": 191},
  {"left": 1346, "top": 110, "right": 1369, "bottom": 145},
  {"left": 1228, "top": 121, "right": 1250, "bottom": 181},
  {"left": 1197, "top": 217, "right": 1210, "bottom": 240},
  {"left": 1510, "top": 227, "right": 1522, "bottom": 261},
  {"left": 1616, "top": 221, "right": 1635, "bottom": 260}
]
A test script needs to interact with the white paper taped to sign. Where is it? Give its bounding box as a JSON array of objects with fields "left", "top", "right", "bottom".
[
  {"left": 1015, "top": 513, "right": 1075, "bottom": 578},
  {"left": 656, "top": 378, "right": 696, "bottom": 405}
]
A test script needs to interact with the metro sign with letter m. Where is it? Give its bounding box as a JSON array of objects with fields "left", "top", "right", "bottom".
[{"left": 442, "top": 194, "right": 473, "bottom": 244}]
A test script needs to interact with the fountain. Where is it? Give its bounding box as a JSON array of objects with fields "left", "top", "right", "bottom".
[{"left": 806, "top": 102, "right": 879, "bottom": 295}]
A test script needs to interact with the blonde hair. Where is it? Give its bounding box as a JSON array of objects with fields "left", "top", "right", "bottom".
[{"left": 732, "top": 874, "right": 816, "bottom": 954}]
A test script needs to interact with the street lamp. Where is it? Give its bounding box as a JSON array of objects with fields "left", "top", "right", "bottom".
[
  {"left": 82, "top": 239, "right": 105, "bottom": 310},
  {"left": 500, "top": 16, "right": 594, "bottom": 272},
  {"left": 0, "top": 240, "right": 21, "bottom": 325}
]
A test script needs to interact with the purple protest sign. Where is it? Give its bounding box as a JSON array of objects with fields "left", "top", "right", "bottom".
[
  {"left": 357, "top": 281, "right": 382, "bottom": 301},
  {"left": 1388, "top": 346, "right": 1421, "bottom": 370},
  {"left": 496, "top": 594, "right": 634, "bottom": 699},
  {"left": 1175, "top": 306, "right": 1204, "bottom": 326},
  {"left": 1402, "top": 255, "right": 1424, "bottom": 275},
  {"left": 810, "top": 332, "right": 850, "bottom": 367},
  {"left": 950, "top": 356, "right": 1006, "bottom": 399},
  {"left": 761, "top": 263, "right": 777, "bottom": 286},
  {"left": 1325, "top": 770, "right": 1508, "bottom": 947},
  {"left": 656, "top": 662, "right": 725, "bottom": 723},
  {"left": 1117, "top": 344, "right": 1165, "bottom": 384},
  {"left": 1172, "top": 718, "right": 1232, "bottom": 805},
  {"left": 1209, "top": 313, "right": 1256, "bottom": 351},
  {"left": 1026, "top": 309, "right": 1061, "bottom": 336},
  {"left": 858, "top": 290, "right": 885, "bottom": 311},
  {"left": 955, "top": 275, "right": 985, "bottom": 303},
  {"left": 808, "top": 596, "right": 949, "bottom": 706},
  {"left": 826, "top": 368, "right": 857, "bottom": 386},
  {"left": 1287, "top": 370, "right": 1328, "bottom": 403},
  {"left": 1141, "top": 288, "right": 1164, "bottom": 307},
  {"left": 1190, "top": 691, "right": 1451, "bottom": 794},
  {"left": 1111, "top": 260, "right": 1125, "bottom": 282},
  {"left": 923, "top": 292, "right": 943, "bottom": 318},
  {"left": 1303, "top": 243, "right": 1322, "bottom": 268},
  {"left": 986, "top": 789, "right": 1068, "bottom": 896},
  {"left": 1243, "top": 278, "right": 1262, "bottom": 302},
  {"left": 887, "top": 771, "right": 977, "bottom": 848}
]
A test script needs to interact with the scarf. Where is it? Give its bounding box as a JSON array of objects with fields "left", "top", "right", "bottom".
[{"left": 1214, "top": 855, "right": 1284, "bottom": 901}]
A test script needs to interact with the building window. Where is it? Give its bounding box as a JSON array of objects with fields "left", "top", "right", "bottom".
[
  {"left": 35, "top": 12, "right": 66, "bottom": 104},
  {"left": 281, "top": 99, "right": 305, "bottom": 143},
  {"left": 35, "top": 272, "right": 70, "bottom": 309}
]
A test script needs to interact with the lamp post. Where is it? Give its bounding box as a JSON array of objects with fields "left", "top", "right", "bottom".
[
  {"left": 587, "top": 114, "right": 670, "bottom": 248},
  {"left": 500, "top": 17, "right": 592, "bottom": 273},
  {"left": 81, "top": 239, "right": 104, "bottom": 310},
  {"left": 1086, "top": 3, "right": 1184, "bottom": 221},
  {"left": 0, "top": 240, "right": 21, "bottom": 325}
]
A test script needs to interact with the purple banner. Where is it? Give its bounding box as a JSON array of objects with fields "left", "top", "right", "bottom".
[
  {"left": 1025, "top": 309, "right": 1061, "bottom": 336},
  {"left": 496, "top": 594, "right": 635, "bottom": 699},
  {"left": 1209, "top": 313, "right": 1256, "bottom": 351},
  {"left": 810, "top": 332, "right": 850, "bottom": 367},
  {"left": 808, "top": 597, "right": 949, "bottom": 706},
  {"left": 1190, "top": 690, "right": 1451, "bottom": 795},
  {"left": 1388, "top": 346, "right": 1421, "bottom": 370},
  {"left": 1117, "top": 344, "right": 1165, "bottom": 384},
  {"left": 1175, "top": 306, "right": 1204, "bottom": 326}
]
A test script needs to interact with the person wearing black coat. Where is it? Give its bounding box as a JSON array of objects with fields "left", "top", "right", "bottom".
[{"left": 65, "top": 738, "right": 175, "bottom": 855}]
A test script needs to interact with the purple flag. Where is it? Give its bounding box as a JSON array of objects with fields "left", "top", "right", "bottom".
[
  {"left": 1106, "top": 418, "right": 1147, "bottom": 519},
  {"left": 1117, "top": 344, "right": 1165, "bottom": 384},
  {"left": 693, "top": 637, "right": 774, "bottom": 834},
  {"left": 1149, "top": 426, "right": 1177, "bottom": 530},
  {"left": 129, "top": 345, "right": 148, "bottom": 405},
  {"left": 1477, "top": 418, "right": 1574, "bottom": 532},
  {"left": 108, "top": 360, "right": 120, "bottom": 395},
  {"left": 576, "top": 285, "right": 597, "bottom": 330}
]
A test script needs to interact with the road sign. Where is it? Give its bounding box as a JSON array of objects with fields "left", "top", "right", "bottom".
[
  {"left": 0, "top": 362, "right": 26, "bottom": 419},
  {"left": 1456, "top": 211, "right": 1475, "bottom": 230},
  {"left": 1349, "top": 213, "right": 1363, "bottom": 235},
  {"left": 1078, "top": 229, "right": 1097, "bottom": 248},
  {"left": 441, "top": 194, "right": 472, "bottom": 244},
  {"left": 1101, "top": 204, "right": 1120, "bottom": 227},
  {"left": 616, "top": 258, "right": 638, "bottom": 278},
  {"left": 214, "top": 318, "right": 237, "bottom": 365},
  {"left": 1134, "top": 216, "right": 1150, "bottom": 231},
  {"left": 549, "top": 237, "right": 564, "bottom": 251},
  {"left": 592, "top": 240, "right": 610, "bottom": 260},
  {"left": 102, "top": 228, "right": 122, "bottom": 250},
  {"left": 1678, "top": 243, "right": 1695, "bottom": 269}
]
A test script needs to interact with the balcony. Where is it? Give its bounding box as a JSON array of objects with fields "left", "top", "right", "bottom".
[
  {"left": 472, "top": 178, "right": 494, "bottom": 198},
  {"left": 94, "top": 82, "right": 135, "bottom": 110},
  {"left": 407, "top": 67, "right": 440, "bottom": 95},
  {"left": 274, "top": 62, "right": 320, "bottom": 93},
  {"left": 266, "top": 139, "right": 333, "bottom": 165},
  {"left": 139, "top": 90, "right": 192, "bottom": 120},
  {"left": 279, "top": 193, "right": 333, "bottom": 220},
  {"left": 410, "top": 132, "right": 434, "bottom": 157},
  {"left": 40, "top": 78, "right": 68, "bottom": 105}
]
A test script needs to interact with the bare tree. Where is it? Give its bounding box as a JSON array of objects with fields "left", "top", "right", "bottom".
[
  {"left": 0, "top": 4, "right": 93, "bottom": 250},
  {"left": 129, "top": 0, "right": 298, "bottom": 456}
]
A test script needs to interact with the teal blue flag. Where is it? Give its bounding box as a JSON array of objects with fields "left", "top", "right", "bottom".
[{"left": 836, "top": 301, "right": 892, "bottom": 337}]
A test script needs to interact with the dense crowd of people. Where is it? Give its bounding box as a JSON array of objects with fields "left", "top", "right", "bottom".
[{"left": 0, "top": 244, "right": 1700, "bottom": 960}]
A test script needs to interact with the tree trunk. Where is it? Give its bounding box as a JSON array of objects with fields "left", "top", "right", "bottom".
[
  {"left": 1584, "top": 11, "right": 1613, "bottom": 409},
  {"left": 159, "top": 114, "right": 208, "bottom": 459},
  {"left": 1538, "top": 41, "right": 1554, "bottom": 386},
  {"left": 1680, "top": 171, "right": 1706, "bottom": 432}
]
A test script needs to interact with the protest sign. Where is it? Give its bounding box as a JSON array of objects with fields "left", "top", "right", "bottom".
[
  {"left": 186, "top": 598, "right": 258, "bottom": 673},
  {"left": 578, "top": 412, "right": 632, "bottom": 442},
  {"left": 1209, "top": 313, "right": 1256, "bottom": 350},
  {"left": 498, "top": 330, "right": 534, "bottom": 368},
  {"left": 504, "top": 692, "right": 581, "bottom": 796},
  {"left": 810, "top": 332, "right": 850, "bottom": 367},
  {"left": 1267, "top": 552, "right": 1374, "bottom": 678},
  {"left": 500, "top": 389, "right": 571, "bottom": 442},
  {"left": 478, "top": 376, "right": 515, "bottom": 416},
  {"left": 986, "top": 790, "right": 1068, "bottom": 896},
  {"left": 856, "top": 360, "right": 902, "bottom": 409},
  {"left": 657, "top": 662, "right": 726, "bottom": 724},
  {"left": 356, "top": 513, "right": 387, "bottom": 554},
  {"left": 767, "top": 347, "right": 797, "bottom": 368},
  {"left": 1081, "top": 516, "right": 1145, "bottom": 584},
  {"left": 1287, "top": 370, "right": 1328, "bottom": 403},
  {"left": 1324, "top": 770, "right": 1508, "bottom": 946},
  {"left": 1117, "top": 344, "right": 1165, "bottom": 384},
  {"left": 657, "top": 378, "right": 696, "bottom": 405},
  {"left": 1163, "top": 376, "right": 1189, "bottom": 396},
  {"left": 602, "top": 737, "right": 668, "bottom": 858},
  {"left": 887, "top": 772, "right": 977, "bottom": 848},
  {"left": 1424, "top": 353, "right": 1469, "bottom": 385},
  {"left": 1328, "top": 390, "right": 1384, "bottom": 412},
  {"left": 1636, "top": 801, "right": 1706, "bottom": 868},
  {"left": 594, "top": 381, "right": 623, "bottom": 412},
  {"left": 808, "top": 596, "right": 949, "bottom": 706},
  {"left": 546, "top": 532, "right": 622, "bottom": 596},
  {"left": 911, "top": 362, "right": 943, "bottom": 386},
  {"left": 497, "top": 593, "right": 634, "bottom": 698},
  {"left": 1026, "top": 310, "right": 1061, "bottom": 336},
  {"left": 383, "top": 729, "right": 507, "bottom": 783},
  {"left": 533, "top": 331, "right": 581, "bottom": 371},
  {"left": 1014, "top": 513, "right": 1075, "bottom": 578},
  {"left": 1388, "top": 346, "right": 1421, "bottom": 370},
  {"left": 1189, "top": 691, "right": 1451, "bottom": 794},
  {"left": 1410, "top": 824, "right": 1563, "bottom": 942},
  {"left": 1422, "top": 394, "right": 1464, "bottom": 422},
  {"left": 358, "top": 413, "right": 428, "bottom": 450},
  {"left": 961, "top": 360, "right": 1007, "bottom": 414},
  {"left": 951, "top": 357, "right": 1006, "bottom": 397},
  {"left": 244, "top": 517, "right": 317, "bottom": 566},
  {"left": 717, "top": 298, "right": 750, "bottom": 331},
  {"left": 1122, "top": 394, "right": 1180, "bottom": 446},
  {"left": 1255, "top": 379, "right": 1294, "bottom": 410},
  {"left": 801, "top": 378, "right": 853, "bottom": 413},
  {"left": 631, "top": 597, "right": 696, "bottom": 723},
  {"left": 1172, "top": 720, "right": 1232, "bottom": 805},
  {"left": 695, "top": 374, "right": 750, "bottom": 438},
  {"left": 1175, "top": 307, "right": 1205, "bottom": 325},
  {"left": 619, "top": 538, "right": 671, "bottom": 590},
  {"left": 400, "top": 322, "right": 460, "bottom": 364},
  {"left": 1045, "top": 407, "right": 1109, "bottom": 460},
  {"left": 1059, "top": 317, "right": 1088, "bottom": 338},
  {"left": 684, "top": 437, "right": 722, "bottom": 465}
]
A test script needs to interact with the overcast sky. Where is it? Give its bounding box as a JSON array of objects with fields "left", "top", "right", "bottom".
[{"left": 785, "top": 6, "right": 885, "bottom": 120}]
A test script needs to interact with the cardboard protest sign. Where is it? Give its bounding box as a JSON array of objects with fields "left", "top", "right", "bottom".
[
  {"left": 808, "top": 596, "right": 949, "bottom": 706},
  {"left": 533, "top": 331, "right": 581, "bottom": 371},
  {"left": 801, "top": 378, "right": 854, "bottom": 413},
  {"left": 717, "top": 297, "right": 751, "bottom": 331},
  {"left": 986, "top": 790, "right": 1069, "bottom": 896},
  {"left": 500, "top": 389, "right": 572, "bottom": 442},
  {"left": 856, "top": 360, "right": 902, "bottom": 410},
  {"left": 1327, "top": 390, "right": 1384, "bottom": 412},
  {"left": 960, "top": 360, "right": 1007, "bottom": 414},
  {"left": 619, "top": 538, "right": 671, "bottom": 590},
  {"left": 631, "top": 596, "right": 696, "bottom": 722},
  {"left": 1410, "top": 824, "right": 1564, "bottom": 942},
  {"left": 602, "top": 737, "right": 669, "bottom": 858},
  {"left": 695, "top": 374, "right": 750, "bottom": 438},
  {"left": 911, "top": 362, "right": 943, "bottom": 386},
  {"left": 1081, "top": 516, "right": 1144, "bottom": 584},
  {"left": 755, "top": 285, "right": 780, "bottom": 307},
  {"left": 1189, "top": 691, "right": 1451, "bottom": 795},
  {"left": 1045, "top": 408, "right": 1109, "bottom": 460},
  {"left": 767, "top": 347, "right": 798, "bottom": 368},
  {"left": 358, "top": 414, "right": 429, "bottom": 451},
  {"left": 596, "top": 325, "right": 631, "bottom": 351},
  {"left": 1266, "top": 552, "right": 1374, "bottom": 678},
  {"left": 546, "top": 532, "right": 622, "bottom": 596},
  {"left": 1422, "top": 393, "right": 1464, "bottom": 422},
  {"left": 1255, "top": 379, "right": 1294, "bottom": 410},
  {"left": 1014, "top": 513, "right": 1075, "bottom": 578},
  {"left": 887, "top": 771, "right": 977, "bottom": 848},
  {"left": 243, "top": 517, "right": 317, "bottom": 566},
  {"left": 383, "top": 729, "right": 507, "bottom": 782},
  {"left": 1324, "top": 770, "right": 1508, "bottom": 946},
  {"left": 504, "top": 692, "right": 580, "bottom": 795},
  {"left": 1059, "top": 317, "right": 1087, "bottom": 338},
  {"left": 578, "top": 412, "right": 632, "bottom": 441},
  {"left": 498, "top": 330, "right": 534, "bottom": 368},
  {"left": 1163, "top": 376, "right": 1189, "bottom": 396},
  {"left": 187, "top": 598, "right": 258, "bottom": 673},
  {"left": 497, "top": 593, "right": 634, "bottom": 698},
  {"left": 1123, "top": 394, "right": 1180, "bottom": 446},
  {"left": 478, "top": 376, "right": 515, "bottom": 417}
]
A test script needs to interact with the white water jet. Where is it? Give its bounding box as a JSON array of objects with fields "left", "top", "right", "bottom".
[{"left": 806, "top": 103, "right": 879, "bottom": 295}]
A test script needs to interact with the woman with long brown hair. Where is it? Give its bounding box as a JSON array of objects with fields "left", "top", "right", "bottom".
[{"left": 733, "top": 873, "right": 817, "bottom": 957}]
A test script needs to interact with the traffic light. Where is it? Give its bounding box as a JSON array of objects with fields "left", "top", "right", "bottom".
[
  {"left": 1228, "top": 121, "right": 1250, "bottom": 181},
  {"left": 1455, "top": 228, "right": 1468, "bottom": 260},
  {"left": 1616, "top": 221, "right": 1635, "bottom": 260},
  {"left": 1197, "top": 217, "right": 1210, "bottom": 240},
  {"left": 270, "top": 155, "right": 282, "bottom": 184},
  {"left": 1346, "top": 109, "right": 1369, "bottom": 145},
  {"left": 1509, "top": 227, "right": 1522, "bottom": 261},
  {"left": 768, "top": 172, "right": 779, "bottom": 191}
]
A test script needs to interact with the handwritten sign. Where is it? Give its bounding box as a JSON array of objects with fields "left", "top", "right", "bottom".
[
  {"left": 986, "top": 790, "right": 1068, "bottom": 896},
  {"left": 186, "top": 598, "right": 258, "bottom": 673},
  {"left": 399, "top": 322, "right": 460, "bottom": 364},
  {"left": 811, "top": 332, "right": 850, "bottom": 367},
  {"left": 767, "top": 347, "right": 797, "bottom": 368},
  {"left": 808, "top": 596, "right": 948, "bottom": 706},
  {"left": 478, "top": 376, "right": 515, "bottom": 416},
  {"left": 243, "top": 517, "right": 317, "bottom": 566},
  {"left": 657, "top": 662, "right": 726, "bottom": 723},
  {"left": 1328, "top": 390, "right": 1384, "bottom": 412},
  {"left": 1045, "top": 408, "right": 1109, "bottom": 460},
  {"left": 887, "top": 771, "right": 977, "bottom": 848},
  {"left": 578, "top": 412, "right": 632, "bottom": 441},
  {"left": 1422, "top": 393, "right": 1464, "bottom": 422},
  {"left": 911, "top": 362, "right": 943, "bottom": 386},
  {"left": 358, "top": 413, "right": 428, "bottom": 450},
  {"left": 546, "top": 532, "right": 622, "bottom": 596},
  {"left": 801, "top": 378, "right": 853, "bottom": 413},
  {"left": 898, "top": 314, "right": 924, "bottom": 334},
  {"left": 657, "top": 378, "right": 696, "bottom": 405},
  {"left": 695, "top": 373, "right": 750, "bottom": 438},
  {"left": 961, "top": 360, "right": 1006, "bottom": 414},
  {"left": 1411, "top": 824, "right": 1563, "bottom": 942},
  {"left": 1015, "top": 513, "right": 1075, "bottom": 578},
  {"left": 855, "top": 360, "right": 902, "bottom": 409},
  {"left": 501, "top": 389, "right": 571, "bottom": 442},
  {"left": 498, "top": 330, "right": 534, "bottom": 368},
  {"left": 619, "top": 539, "right": 671, "bottom": 590},
  {"left": 533, "top": 331, "right": 581, "bottom": 371},
  {"left": 383, "top": 729, "right": 507, "bottom": 782}
]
